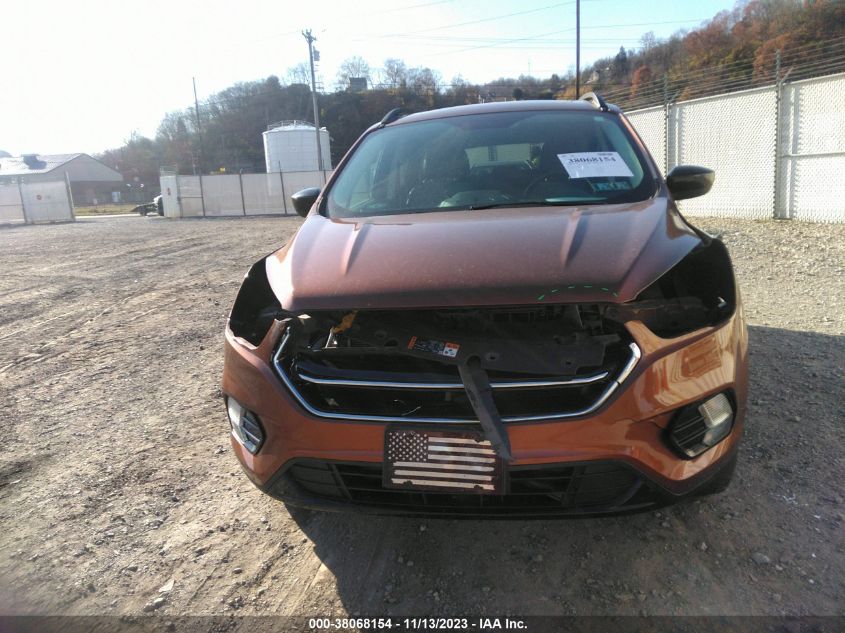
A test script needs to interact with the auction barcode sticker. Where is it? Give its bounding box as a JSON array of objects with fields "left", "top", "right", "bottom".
[
  {"left": 557, "top": 151, "right": 634, "bottom": 179},
  {"left": 407, "top": 335, "right": 461, "bottom": 358}
]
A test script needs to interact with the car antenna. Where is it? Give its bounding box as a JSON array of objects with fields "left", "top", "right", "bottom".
[{"left": 378, "top": 107, "right": 406, "bottom": 127}]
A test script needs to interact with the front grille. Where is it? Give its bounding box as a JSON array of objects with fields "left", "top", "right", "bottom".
[
  {"left": 274, "top": 460, "right": 659, "bottom": 516},
  {"left": 273, "top": 330, "right": 641, "bottom": 423}
]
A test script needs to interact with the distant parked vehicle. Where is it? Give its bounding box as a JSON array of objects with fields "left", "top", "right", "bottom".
[{"left": 137, "top": 195, "right": 164, "bottom": 217}]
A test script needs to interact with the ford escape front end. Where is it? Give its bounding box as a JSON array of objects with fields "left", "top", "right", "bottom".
[{"left": 222, "top": 95, "right": 748, "bottom": 517}]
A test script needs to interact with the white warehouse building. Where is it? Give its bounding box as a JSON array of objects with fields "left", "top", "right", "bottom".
[{"left": 263, "top": 121, "right": 331, "bottom": 173}]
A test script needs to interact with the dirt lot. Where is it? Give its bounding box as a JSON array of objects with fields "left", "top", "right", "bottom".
[{"left": 0, "top": 214, "right": 843, "bottom": 619}]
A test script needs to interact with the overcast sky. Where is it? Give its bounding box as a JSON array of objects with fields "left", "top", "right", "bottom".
[{"left": 0, "top": 0, "right": 736, "bottom": 156}]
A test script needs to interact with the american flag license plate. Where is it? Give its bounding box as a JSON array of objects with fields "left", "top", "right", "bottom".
[{"left": 383, "top": 427, "right": 503, "bottom": 494}]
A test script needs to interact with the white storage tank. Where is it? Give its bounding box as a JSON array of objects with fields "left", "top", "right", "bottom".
[{"left": 263, "top": 121, "right": 332, "bottom": 173}]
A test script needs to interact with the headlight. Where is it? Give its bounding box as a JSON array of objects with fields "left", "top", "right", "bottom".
[
  {"left": 668, "top": 392, "right": 734, "bottom": 458},
  {"left": 228, "top": 256, "right": 282, "bottom": 346},
  {"left": 225, "top": 396, "right": 265, "bottom": 454}
]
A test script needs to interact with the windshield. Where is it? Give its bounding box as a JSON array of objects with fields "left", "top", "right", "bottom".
[{"left": 325, "top": 109, "right": 656, "bottom": 218}]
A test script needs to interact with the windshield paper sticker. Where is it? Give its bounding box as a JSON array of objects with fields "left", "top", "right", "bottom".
[{"left": 557, "top": 152, "right": 634, "bottom": 179}]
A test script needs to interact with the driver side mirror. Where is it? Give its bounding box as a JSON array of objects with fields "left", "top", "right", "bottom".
[
  {"left": 666, "top": 165, "right": 715, "bottom": 201},
  {"left": 291, "top": 187, "right": 321, "bottom": 217}
]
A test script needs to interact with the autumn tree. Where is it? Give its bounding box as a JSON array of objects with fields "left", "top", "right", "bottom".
[{"left": 630, "top": 65, "right": 655, "bottom": 97}]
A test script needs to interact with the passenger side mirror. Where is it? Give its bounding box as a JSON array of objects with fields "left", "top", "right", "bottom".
[
  {"left": 666, "top": 165, "right": 715, "bottom": 201},
  {"left": 291, "top": 187, "right": 321, "bottom": 217}
]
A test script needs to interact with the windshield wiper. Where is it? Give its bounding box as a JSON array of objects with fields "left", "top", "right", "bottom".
[{"left": 467, "top": 200, "right": 578, "bottom": 210}]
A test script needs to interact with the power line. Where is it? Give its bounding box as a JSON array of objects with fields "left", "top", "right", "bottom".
[
  {"left": 376, "top": 0, "right": 458, "bottom": 15},
  {"left": 253, "top": 0, "right": 461, "bottom": 42},
  {"left": 371, "top": 17, "right": 708, "bottom": 43},
  {"left": 412, "top": 17, "right": 709, "bottom": 56},
  {"left": 367, "top": 0, "right": 578, "bottom": 39}
]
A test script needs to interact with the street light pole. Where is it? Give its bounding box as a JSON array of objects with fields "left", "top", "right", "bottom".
[
  {"left": 302, "top": 29, "right": 324, "bottom": 173},
  {"left": 575, "top": 0, "right": 581, "bottom": 98}
]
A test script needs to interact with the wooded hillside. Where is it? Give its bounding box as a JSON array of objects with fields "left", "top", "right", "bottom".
[{"left": 98, "top": 0, "right": 845, "bottom": 191}]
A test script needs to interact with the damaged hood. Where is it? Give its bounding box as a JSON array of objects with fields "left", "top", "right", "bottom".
[{"left": 266, "top": 196, "right": 701, "bottom": 311}]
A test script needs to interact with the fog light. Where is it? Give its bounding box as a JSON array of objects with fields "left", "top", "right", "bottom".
[
  {"left": 668, "top": 392, "right": 734, "bottom": 458},
  {"left": 226, "top": 396, "right": 265, "bottom": 454}
]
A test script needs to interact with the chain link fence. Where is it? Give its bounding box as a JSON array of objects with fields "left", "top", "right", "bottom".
[
  {"left": 153, "top": 73, "right": 845, "bottom": 224},
  {"left": 625, "top": 105, "right": 665, "bottom": 172},
  {"left": 625, "top": 72, "right": 845, "bottom": 222},
  {"left": 778, "top": 74, "right": 845, "bottom": 222}
]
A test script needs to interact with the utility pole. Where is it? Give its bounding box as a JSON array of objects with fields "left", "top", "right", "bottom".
[
  {"left": 302, "top": 29, "right": 324, "bottom": 172},
  {"left": 575, "top": 0, "right": 581, "bottom": 98},
  {"left": 192, "top": 77, "right": 205, "bottom": 174},
  {"left": 192, "top": 76, "right": 207, "bottom": 216}
]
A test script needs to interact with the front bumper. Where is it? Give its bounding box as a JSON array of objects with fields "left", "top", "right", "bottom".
[
  {"left": 221, "top": 312, "right": 748, "bottom": 516},
  {"left": 259, "top": 452, "right": 738, "bottom": 518}
]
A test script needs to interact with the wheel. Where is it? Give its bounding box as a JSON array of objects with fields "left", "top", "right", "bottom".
[{"left": 139, "top": 208, "right": 147, "bottom": 216}]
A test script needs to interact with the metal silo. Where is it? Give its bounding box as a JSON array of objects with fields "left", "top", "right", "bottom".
[{"left": 262, "top": 121, "right": 331, "bottom": 173}]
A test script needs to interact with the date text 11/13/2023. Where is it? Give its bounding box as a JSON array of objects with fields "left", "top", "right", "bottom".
[{"left": 307, "top": 617, "right": 528, "bottom": 630}]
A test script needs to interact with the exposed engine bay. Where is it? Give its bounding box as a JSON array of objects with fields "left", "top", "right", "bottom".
[
  {"left": 288, "top": 305, "right": 623, "bottom": 377},
  {"left": 229, "top": 238, "right": 737, "bottom": 460},
  {"left": 276, "top": 305, "right": 638, "bottom": 461}
]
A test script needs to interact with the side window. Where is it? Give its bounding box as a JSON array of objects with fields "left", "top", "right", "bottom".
[
  {"left": 332, "top": 137, "right": 383, "bottom": 208},
  {"left": 378, "top": 138, "right": 425, "bottom": 206},
  {"left": 347, "top": 161, "right": 376, "bottom": 208}
]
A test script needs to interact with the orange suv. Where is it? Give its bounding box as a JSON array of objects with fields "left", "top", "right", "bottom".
[{"left": 223, "top": 94, "right": 748, "bottom": 517}]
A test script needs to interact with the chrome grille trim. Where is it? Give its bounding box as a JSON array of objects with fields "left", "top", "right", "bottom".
[
  {"left": 296, "top": 370, "right": 610, "bottom": 390},
  {"left": 272, "top": 330, "right": 641, "bottom": 424}
]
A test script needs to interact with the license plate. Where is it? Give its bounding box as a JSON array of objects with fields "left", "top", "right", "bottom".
[{"left": 383, "top": 427, "right": 503, "bottom": 494}]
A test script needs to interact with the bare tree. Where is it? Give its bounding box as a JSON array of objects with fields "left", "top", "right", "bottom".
[
  {"left": 335, "top": 56, "right": 371, "bottom": 90},
  {"left": 408, "top": 67, "right": 442, "bottom": 94},
  {"left": 380, "top": 58, "right": 408, "bottom": 89},
  {"left": 640, "top": 31, "right": 658, "bottom": 53},
  {"left": 285, "top": 63, "right": 311, "bottom": 86}
]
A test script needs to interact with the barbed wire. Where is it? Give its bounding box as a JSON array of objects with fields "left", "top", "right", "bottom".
[{"left": 602, "top": 36, "right": 845, "bottom": 111}]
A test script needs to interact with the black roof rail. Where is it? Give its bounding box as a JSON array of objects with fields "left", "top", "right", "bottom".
[
  {"left": 580, "top": 92, "right": 609, "bottom": 111},
  {"left": 579, "top": 92, "right": 621, "bottom": 113},
  {"left": 378, "top": 107, "right": 406, "bottom": 127}
]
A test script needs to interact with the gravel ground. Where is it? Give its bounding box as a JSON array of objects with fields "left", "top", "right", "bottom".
[{"left": 0, "top": 214, "right": 842, "bottom": 619}]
